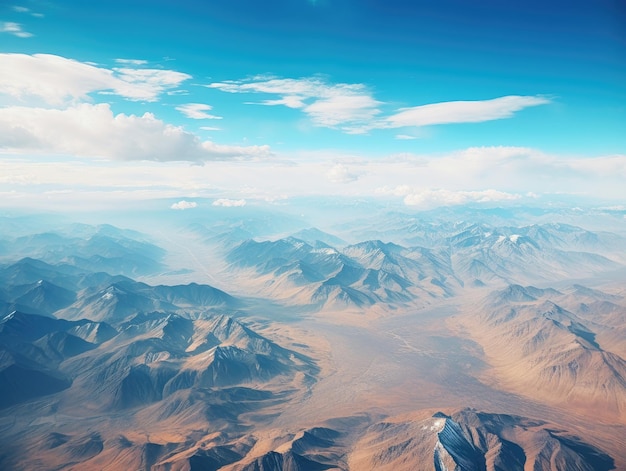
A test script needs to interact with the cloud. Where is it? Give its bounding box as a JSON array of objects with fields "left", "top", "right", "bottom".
[
  {"left": 176, "top": 103, "right": 222, "bottom": 120},
  {"left": 209, "top": 76, "right": 381, "bottom": 132},
  {"left": 170, "top": 200, "right": 197, "bottom": 210},
  {"left": 395, "top": 134, "right": 417, "bottom": 140},
  {"left": 327, "top": 163, "right": 360, "bottom": 183},
  {"left": 304, "top": 95, "right": 380, "bottom": 130},
  {"left": 385, "top": 96, "right": 550, "bottom": 128},
  {"left": 379, "top": 187, "right": 522, "bottom": 208},
  {"left": 0, "top": 103, "right": 271, "bottom": 162},
  {"left": 1, "top": 148, "right": 625, "bottom": 211},
  {"left": 12, "top": 6, "right": 43, "bottom": 17},
  {"left": 0, "top": 22, "right": 32, "bottom": 38},
  {"left": 212, "top": 198, "right": 246, "bottom": 207},
  {"left": 0, "top": 53, "right": 190, "bottom": 104},
  {"left": 209, "top": 75, "right": 549, "bottom": 134},
  {"left": 115, "top": 58, "right": 148, "bottom": 65}
]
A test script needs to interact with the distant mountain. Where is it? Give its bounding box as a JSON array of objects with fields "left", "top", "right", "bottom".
[
  {"left": 223, "top": 220, "right": 624, "bottom": 308},
  {"left": 58, "top": 279, "right": 237, "bottom": 322},
  {"left": 0, "top": 256, "right": 238, "bottom": 321},
  {"left": 0, "top": 257, "right": 83, "bottom": 291},
  {"left": 1, "top": 224, "right": 166, "bottom": 277},
  {"left": 290, "top": 227, "right": 348, "bottom": 248},
  {"left": 450, "top": 230, "right": 620, "bottom": 286},
  {"left": 226, "top": 237, "right": 458, "bottom": 308}
]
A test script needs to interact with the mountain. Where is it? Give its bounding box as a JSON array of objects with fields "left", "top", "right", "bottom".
[
  {"left": 0, "top": 257, "right": 83, "bottom": 291},
  {"left": 223, "top": 221, "right": 624, "bottom": 309},
  {"left": 58, "top": 279, "right": 237, "bottom": 322},
  {"left": 0, "top": 308, "right": 317, "bottom": 470},
  {"left": 290, "top": 227, "right": 348, "bottom": 248},
  {"left": 1, "top": 214, "right": 626, "bottom": 470},
  {"left": 10, "top": 279, "right": 76, "bottom": 315},
  {"left": 458, "top": 285, "right": 626, "bottom": 421},
  {"left": 0, "top": 311, "right": 117, "bottom": 408},
  {"left": 1, "top": 225, "right": 165, "bottom": 277},
  {"left": 1, "top": 253, "right": 239, "bottom": 325},
  {"left": 57, "top": 282, "right": 179, "bottom": 322},
  {"left": 226, "top": 237, "right": 458, "bottom": 308},
  {"left": 0, "top": 349, "right": 72, "bottom": 408},
  {"left": 350, "top": 409, "right": 614, "bottom": 471},
  {"left": 450, "top": 231, "right": 620, "bottom": 286}
]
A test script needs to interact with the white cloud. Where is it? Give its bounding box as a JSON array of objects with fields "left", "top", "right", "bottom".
[
  {"left": 0, "top": 103, "right": 271, "bottom": 162},
  {"left": 1, "top": 146, "right": 623, "bottom": 211},
  {"left": 171, "top": 200, "right": 197, "bottom": 210},
  {"left": 209, "top": 76, "right": 381, "bottom": 132},
  {"left": 395, "top": 134, "right": 417, "bottom": 140},
  {"left": 385, "top": 96, "right": 550, "bottom": 128},
  {"left": 0, "top": 53, "right": 190, "bottom": 104},
  {"left": 176, "top": 103, "right": 222, "bottom": 120},
  {"left": 304, "top": 95, "right": 381, "bottom": 129},
  {"left": 0, "top": 22, "right": 32, "bottom": 38},
  {"left": 327, "top": 164, "right": 360, "bottom": 183},
  {"left": 379, "top": 187, "right": 522, "bottom": 208},
  {"left": 212, "top": 198, "right": 246, "bottom": 207},
  {"left": 258, "top": 96, "right": 306, "bottom": 108}
]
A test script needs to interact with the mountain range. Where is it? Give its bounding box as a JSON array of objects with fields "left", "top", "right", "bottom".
[{"left": 0, "top": 213, "right": 625, "bottom": 470}]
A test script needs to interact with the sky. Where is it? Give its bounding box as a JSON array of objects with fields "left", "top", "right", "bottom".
[{"left": 0, "top": 0, "right": 625, "bottom": 212}]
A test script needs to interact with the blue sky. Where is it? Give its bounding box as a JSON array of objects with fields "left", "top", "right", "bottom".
[{"left": 0, "top": 0, "right": 625, "bottom": 210}]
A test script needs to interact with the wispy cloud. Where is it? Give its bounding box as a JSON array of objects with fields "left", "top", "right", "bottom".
[
  {"left": 176, "top": 103, "right": 222, "bottom": 120},
  {"left": 171, "top": 200, "right": 197, "bottom": 210},
  {"left": 0, "top": 53, "right": 190, "bottom": 104},
  {"left": 209, "top": 75, "right": 549, "bottom": 134},
  {"left": 115, "top": 58, "right": 148, "bottom": 65},
  {"left": 0, "top": 103, "right": 271, "bottom": 162},
  {"left": 12, "top": 5, "right": 43, "bottom": 17},
  {"left": 0, "top": 22, "right": 32, "bottom": 38},
  {"left": 385, "top": 96, "right": 550, "bottom": 128},
  {"left": 209, "top": 76, "right": 381, "bottom": 133}
]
